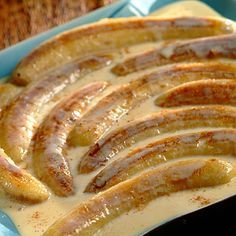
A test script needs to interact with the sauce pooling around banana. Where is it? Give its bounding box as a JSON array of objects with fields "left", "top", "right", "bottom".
[{"left": 0, "top": 2, "right": 236, "bottom": 236}]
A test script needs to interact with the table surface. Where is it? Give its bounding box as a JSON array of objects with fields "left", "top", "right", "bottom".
[{"left": 0, "top": 0, "right": 116, "bottom": 50}]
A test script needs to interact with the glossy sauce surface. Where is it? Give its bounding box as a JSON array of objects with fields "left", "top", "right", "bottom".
[{"left": 0, "top": 1, "right": 236, "bottom": 236}]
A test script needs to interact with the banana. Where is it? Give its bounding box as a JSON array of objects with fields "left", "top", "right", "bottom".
[
  {"left": 0, "top": 55, "right": 110, "bottom": 163},
  {"left": 11, "top": 17, "right": 235, "bottom": 85},
  {"left": 0, "top": 75, "right": 71, "bottom": 163},
  {"left": 80, "top": 106, "right": 236, "bottom": 174},
  {"left": 68, "top": 84, "right": 139, "bottom": 146},
  {"left": 44, "top": 158, "right": 235, "bottom": 236},
  {"left": 85, "top": 129, "right": 236, "bottom": 192},
  {"left": 0, "top": 83, "right": 21, "bottom": 118},
  {"left": 112, "top": 33, "right": 236, "bottom": 75},
  {"left": 33, "top": 82, "right": 108, "bottom": 196},
  {"left": 155, "top": 79, "right": 236, "bottom": 107},
  {"left": 68, "top": 61, "right": 236, "bottom": 147},
  {"left": 0, "top": 148, "right": 49, "bottom": 203}
]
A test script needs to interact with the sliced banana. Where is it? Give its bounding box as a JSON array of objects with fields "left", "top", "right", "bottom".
[
  {"left": 0, "top": 148, "right": 49, "bottom": 203},
  {"left": 68, "top": 84, "right": 139, "bottom": 146},
  {"left": 33, "top": 82, "right": 108, "bottom": 196},
  {"left": 80, "top": 106, "right": 236, "bottom": 174},
  {"left": 0, "top": 83, "right": 21, "bottom": 118},
  {"left": 44, "top": 159, "right": 235, "bottom": 236},
  {"left": 155, "top": 79, "right": 236, "bottom": 107},
  {"left": 112, "top": 34, "right": 236, "bottom": 75},
  {"left": 12, "top": 17, "right": 235, "bottom": 85},
  {"left": 0, "top": 55, "right": 110, "bottom": 163},
  {"left": 85, "top": 129, "right": 236, "bottom": 192},
  {"left": 69, "top": 61, "right": 236, "bottom": 147}
]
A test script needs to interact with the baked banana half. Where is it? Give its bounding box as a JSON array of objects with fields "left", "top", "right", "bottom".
[
  {"left": 0, "top": 83, "right": 21, "bottom": 118},
  {"left": 85, "top": 129, "right": 236, "bottom": 192},
  {"left": 44, "top": 158, "right": 235, "bottom": 236},
  {"left": 33, "top": 82, "right": 108, "bottom": 196},
  {"left": 0, "top": 55, "right": 110, "bottom": 163},
  {"left": 0, "top": 74, "right": 72, "bottom": 163},
  {"left": 112, "top": 33, "right": 236, "bottom": 75},
  {"left": 68, "top": 84, "right": 139, "bottom": 146},
  {"left": 69, "top": 61, "right": 236, "bottom": 147},
  {"left": 155, "top": 79, "right": 236, "bottom": 107},
  {"left": 0, "top": 148, "right": 49, "bottom": 203},
  {"left": 80, "top": 106, "right": 236, "bottom": 174},
  {"left": 2, "top": 12, "right": 236, "bottom": 236},
  {"left": 11, "top": 17, "right": 234, "bottom": 85}
]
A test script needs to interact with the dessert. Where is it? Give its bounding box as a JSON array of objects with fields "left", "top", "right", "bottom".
[
  {"left": 85, "top": 129, "right": 236, "bottom": 192},
  {"left": 80, "top": 106, "right": 236, "bottom": 174},
  {"left": 112, "top": 34, "right": 236, "bottom": 76},
  {"left": 12, "top": 17, "right": 234, "bottom": 85},
  {"left": 44, "top": 159, "right": 236, "bottom": 236},
  {"left": 69, "top": 62, "right": 236, "bottom": 147},
  {"left": 155, "top": 79, "right": 236, "bottom": 107},
  {"left": 0, "top": 148, "right": 49, "bottom": 203},
  {"left": 0, "top": 56, "right": 111, "bottom": 163},
  {"left": 33, "top": 82, "right": 108, "bottom": 196},
  {"left": 0, "top": 2, "right": 236, "bottom": 236}
]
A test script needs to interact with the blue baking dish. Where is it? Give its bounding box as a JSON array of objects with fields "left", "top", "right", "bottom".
[{"left": 0, "top": 0, "right": 235, "bottom": 235}]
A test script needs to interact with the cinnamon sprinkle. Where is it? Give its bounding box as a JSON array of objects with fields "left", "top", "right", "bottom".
[{"left": 191, "top": 195, "right": 211, "bottom": 206}]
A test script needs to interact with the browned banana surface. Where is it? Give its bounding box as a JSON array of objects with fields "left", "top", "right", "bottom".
[
  {"left": 13, "top": 53, "right": 112, "bottom": 86},
  {"left": 86, "top": 129, "right": 236, "bottom": 192},
  {"left": 33, "top": 82, "right": 108, "bottom": 196},
  {"left": 0, "top": 55, "right": 110, "bottom": 163},
  {"left": 69, "top": 61, "right": 236, "bottom": 147},
  {"left": 155, "top": 79, "right": 236, "bottom": 107},
  {"left": 0, "top": 83, "right": 21, "bottom": 118},
  {"left": 80, "top": 106, "right": 236, "bottom": 174},
  {"left": 0, "top": 74, "right": 72, "bottom": 163},
  {"left": 112, "top": 33, "right": 236, "bottom": 75},
  {"left": 0, "top": 148, "right": 49, "bottom": 203},
  {"left": 12, "top": 17, "right": 235, "bottom": 85},
  {"left": 68, "top": 84, "right": 140, "bottom": 146},
  {"left": 44, "top": 159, "right": 235, "bottom": 236}
]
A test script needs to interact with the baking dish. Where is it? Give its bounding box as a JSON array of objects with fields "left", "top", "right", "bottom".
[{"left": 0, "top": 1, "right": 236, "bottom": 235}]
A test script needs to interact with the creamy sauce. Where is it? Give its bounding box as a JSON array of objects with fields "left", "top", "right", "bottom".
[{"left": 1, "top": 1, "right": 235, "bottom": 236}]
